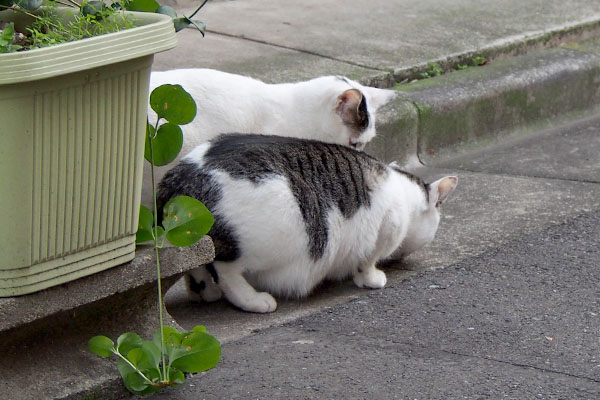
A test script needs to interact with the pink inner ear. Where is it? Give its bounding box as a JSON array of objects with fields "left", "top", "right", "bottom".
[
  {"left": 336, "top": 89, "right": 363, "bottom": 125},
  {"left": 436, "top": 177, "right": 458, "bottom": 205},
  {"left": 339, "top": 88, "right": 362, "bottom": 105},
  {"left": 439, "top": 177, "right": 457, "bottom": 193}
]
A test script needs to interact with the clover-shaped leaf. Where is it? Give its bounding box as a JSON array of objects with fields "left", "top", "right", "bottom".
[
  {"left": 150, "top": 84, "right": 196, "bottom": 125},
  {"left": 157, "top": 4, "right": 177, "bottom": 18},
  {"left": 117, "top": 332, "right": 143, "bottom": 356},
  {"left": 144, "top": 122, "right": 183, "bottom": 166},
  {"left": 117, "top": 359, "right": 157, "bottom": 395},
  {"left": 173, "top": 17, "right": 206, "bottom": 34},
  {"left": 169, "top": 330, "right": 221, "bottom": 373},
  {"left": 136, "top": 205, "right": 155, "bottom": 243},
  {"left": 88, "top": 335, "right": 115, "bottom": 358},
  {"left": 162, "top": 196, "right": 213, "bottom": 247}
]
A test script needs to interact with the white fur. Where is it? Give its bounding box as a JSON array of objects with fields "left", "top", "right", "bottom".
[
  {"left": 143, "top": 69, "right": 396, "bottom": 207},
  {"left": 185, "top": 145, "right": 457, "bottom": 313}
]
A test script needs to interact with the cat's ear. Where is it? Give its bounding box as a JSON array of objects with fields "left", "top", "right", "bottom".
[
  {"left": 336, "top": 89, "right": 364, "bottom": 126},
  {"left": 428, "top": 176, "right": 458, "bottom": 207},
  {"left": 361, "top": 87, "right": 397, "bottom": 110}
]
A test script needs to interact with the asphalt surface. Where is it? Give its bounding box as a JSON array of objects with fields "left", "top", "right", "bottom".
[
  {"left": 3, "top": 1, "right": 600, "bottom": 399},
  {"left": 146, "top": 101, "right": 600, "bottom": 399}
]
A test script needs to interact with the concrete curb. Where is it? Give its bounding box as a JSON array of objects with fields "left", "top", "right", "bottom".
[
  {"left": 365, "top": 37, "right": 600, "bottom": 166},
  {"left": 388, "top": 15, "right": 600, "bottom": 84}
]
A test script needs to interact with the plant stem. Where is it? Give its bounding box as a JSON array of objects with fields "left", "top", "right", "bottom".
[
  {"left": 52, "top": 0, "right": 77, "bottom": 7},
  {"left": 0, "top": 5, "right": 43, "bottom": 20},
  {"left": 187, "top": 0, "right": 208, "bottom": 18},
  {"left": 149, "top": 120, "right": 168, "bottom": 382},
  {"left": 64, "top": 0, "right": 82, "bottom": 8}
]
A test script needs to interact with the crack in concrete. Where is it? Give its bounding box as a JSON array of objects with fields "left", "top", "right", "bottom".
[
  {"left": 206, "top": 29, "right": 391, "bottom": 74},
  {"left": 441, "top": 348, "right": 600, "bottom": 386}
]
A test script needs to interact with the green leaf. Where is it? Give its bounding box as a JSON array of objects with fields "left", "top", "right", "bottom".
[
  {"left": 117, "top": 332, "right": 143, "bottom": 356},
  {"left": 163, "top": 196, "right": 214, "bottom": 247},
  {"left": 139, "top": 340, "right": 162, "bottom": 370},
  {"left": 146, "top": 120, "right": 156, "bottom": 139},
  {"left": 117, "top": 359, "right": 156, "bottom": 394},
  {"left": 153, "top": 326, "right": 183, "bottom": 350},
  {"left": 150, "top": 84, "right": 197, "bottom": 125},
  {"left": 153, "top": 325, "right": 186, "bottom": 366},
  {"left": 173, "top": 17, "right": 206, "bottom": 35},
  {"left": 169, "top": 331, "right": 221, "bottom": 373},
  {"left": 187, "top": 19, "right": 206, "bottom": 35},
  {"left": 14, "top": 0, "right": 42, "bottom": 11},
  {"left": 126, "top": 344, "right": 161, "bottom": 376},
  {"left": 172, "top": 17, "right": 190, "bottom": 33},
  {"left": 116, "top": 357, "right": 135, "bottom": 381},
  {"left": 124, "top": 0, "right": 159, "bottom": 12},
  {"left": 157, "top": 4, "right": 177, "bottom": 18},
  {"left": 81, "top": 1, "right": 107, "bottom": 18},
  {"left": 126, "top": 348, "right": 146, "bottom": 368},
  {"left": 168, "top": 368, "right": 186, "bottom": 386},
  {"left": 190, "top": 325, "right": 207, "bottom": 333},
  {"left": 88, "top": 335, "right": 115, "bottom": 358},
  {"left": 136, "top": 205, "right": 155, "bottom": 243},
  {"left": 144, "top": 123, "right": 183, "bottom": 166},
  {"left": 0, "top": 23, "right": 15, "bottom": 46}
]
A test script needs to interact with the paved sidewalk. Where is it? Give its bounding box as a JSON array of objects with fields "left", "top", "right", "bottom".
[
  {"left": 154, "top": 0, "right": 600, "bottom": 84},
  {"left": 139, "top": 1, "right": 600, "bottom": 399},
  {"left": 152, "top": 108, "right": 600, "bottom": 400},
  {"left": 2, "top": 1, "right": 599, "bottom": 399}
]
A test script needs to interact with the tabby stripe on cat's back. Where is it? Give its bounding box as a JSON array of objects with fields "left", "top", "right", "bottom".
[{"left": 203, "top": 134, "right": 385, "bottom": 260}]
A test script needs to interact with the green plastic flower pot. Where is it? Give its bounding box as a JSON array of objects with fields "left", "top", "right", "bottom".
[{"left": 0, "top": 8, "right": 177, "bottom": 296}]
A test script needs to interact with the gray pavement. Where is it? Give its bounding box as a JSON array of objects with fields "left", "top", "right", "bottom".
[
  {"left": 136, "top": 1, "right": 600, "bottom": 399},
  {"left": 3, "top": 0, "right": 597, "bottom": 398},
  {"left": 154, "top": 0, "right": 600, "bottom": 83},
  {"left": 151, "top": 103, "right": 600, "bottom": 400}
]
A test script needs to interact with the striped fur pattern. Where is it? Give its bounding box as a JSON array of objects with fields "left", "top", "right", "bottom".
[{"left": 158, "top": 134, "right": 457, "bottom": 313}]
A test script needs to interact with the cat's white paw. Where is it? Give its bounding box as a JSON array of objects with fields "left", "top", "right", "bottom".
[
  {"left": 353, "top": 267, "right": 387, "bottom": 289},
  {"left": 239, "top": 292, "right": 278, "bottom": 313},
  {"left": 187, "top": 268, "right": 222, "bottom": 302},
  {"left": 201, "top": 282, "right": 223, "bottom": 302}
]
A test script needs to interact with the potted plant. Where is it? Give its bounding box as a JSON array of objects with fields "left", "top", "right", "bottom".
[{"left": 0, "top": 0, "right": 203, "bottom": 296}]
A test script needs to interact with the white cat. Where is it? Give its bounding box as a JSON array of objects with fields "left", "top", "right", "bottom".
[
  {"left": 157, "top": 134, "right": 457, "bottom": 313},
  {"left": 143, "top": 69, "right": 397, "bottom": 208}
]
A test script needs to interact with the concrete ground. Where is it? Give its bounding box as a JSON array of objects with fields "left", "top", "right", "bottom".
[
  {"left": 153, "top": 0, "right": 600, "bottom": 83},
  {"left": 4, "top": 0, "right": 597, "bottom": 398},
  {"left": 134, "top": 1, "right": 600, "bottom": 399},
  {"left": 152, "top": 105, "right": 600, "bottom": 400}
]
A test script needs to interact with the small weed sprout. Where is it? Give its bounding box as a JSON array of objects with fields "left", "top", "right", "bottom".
[{"left": 420, "top": 62, "right": 444, "bottom": 79}]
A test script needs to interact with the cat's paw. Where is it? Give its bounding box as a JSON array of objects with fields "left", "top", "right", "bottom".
[
  {"left": 239, "top": 292, "right": 278, "bottom": 313},
  {"left": 353, "top": 267, "right": 387, "bottom": 289},
  {"left": 201, "top": 282, "right": 223, "bottom": 302}
]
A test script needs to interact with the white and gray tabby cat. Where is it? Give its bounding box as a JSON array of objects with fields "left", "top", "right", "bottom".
[
  {"left": 158, "top": 134, "right": 457, "bottom": 313},
  {"left": 143, "top": 69, "right": 396, "bottom": 207}
]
